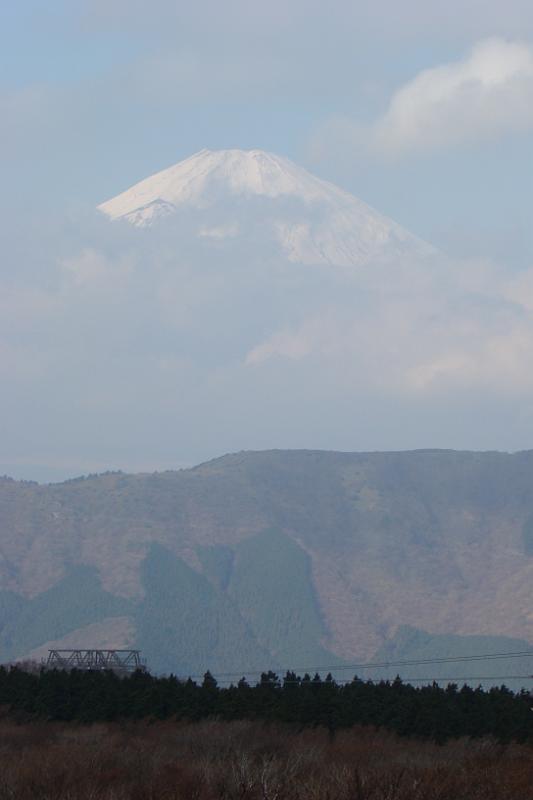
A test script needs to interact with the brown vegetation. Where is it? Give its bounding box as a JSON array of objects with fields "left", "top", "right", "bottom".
[
  {"left": 0, "top": 718, "right": 531, "bottom": 799},
  {"left": 3, "top": 450, "right": 533, "bottom": 671}
]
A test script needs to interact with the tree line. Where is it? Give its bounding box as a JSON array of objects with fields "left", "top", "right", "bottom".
[{"left": 0, "top": 666, "right": 531, "bottom": 743}]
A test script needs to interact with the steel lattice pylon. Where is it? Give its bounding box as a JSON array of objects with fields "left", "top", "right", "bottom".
[{"left": 46, "top": 649, "right": 145, "bottom": 674}]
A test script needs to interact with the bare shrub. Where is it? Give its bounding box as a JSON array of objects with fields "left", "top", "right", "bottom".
[{"left": 0, "top": 720, "right": 528, "bottom": 799}]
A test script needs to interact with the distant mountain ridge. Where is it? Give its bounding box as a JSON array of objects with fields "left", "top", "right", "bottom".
[
  {"left": 98, "top": 148, "right": 434, "bottom": 267},
  {"left": 0, "top": 449, "right": 532, "bottom": 679}
]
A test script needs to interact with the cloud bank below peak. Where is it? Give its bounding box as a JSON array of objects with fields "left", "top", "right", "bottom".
[{"left": 2, "top": 195, "right": 533, "bottom": 479}]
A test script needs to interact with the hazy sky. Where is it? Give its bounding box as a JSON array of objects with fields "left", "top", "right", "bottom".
[{"left": 2, "top": 1, "right": 533, "bottom": 480}]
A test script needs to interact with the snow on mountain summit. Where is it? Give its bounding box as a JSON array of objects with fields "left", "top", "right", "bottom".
[
  {"left": 98, "top": 149, "right": 434, "bottom": 267},
  {"left": 99, "top": 149, "right": 343, "bottom": 217}
]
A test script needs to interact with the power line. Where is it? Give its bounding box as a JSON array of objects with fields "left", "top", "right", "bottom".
[
  {"left": 211, "top": 674, "right": 533, "bottom": 687},
  {"left": 184, "top": 648, "right": 533, "bottom": 682}
]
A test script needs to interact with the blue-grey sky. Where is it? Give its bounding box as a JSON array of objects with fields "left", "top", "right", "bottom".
[{"left": 3, "top": 1, "right": 533, "bottom": 480}]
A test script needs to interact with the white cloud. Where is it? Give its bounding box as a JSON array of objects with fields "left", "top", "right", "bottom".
[
  {"left": 405, "top": 324, "right": 533, "bottom": 393},
  {"left": 246, "top": 313, "right": 339, "bottom": 365},
  {"left": 311, "top": 38, "right": 533, "bottom": 160},
  {"left": 4, "top": 193, "right": 533, "bottom": 477},
  {"left": 375, "top": 38, "right": 533, "bottom": 155},
  {"left": 247, "top": 305, "right": 533, "bottom": 396},
  {"left": 61, "top": 248, "right": 134, "bottom": 288},
  {"left": 244, "top": 253, "right": 533, "bottom": 398},
  {"left": 503, "top": 267, "right": 533, "bottom": 312}
]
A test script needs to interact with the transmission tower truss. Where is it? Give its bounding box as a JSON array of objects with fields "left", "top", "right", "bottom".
[{"left": 46, "top": 649, "right": 145, "bottom": 674}]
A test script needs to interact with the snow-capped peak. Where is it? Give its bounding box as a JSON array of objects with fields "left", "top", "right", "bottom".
[
  {"left": 99, "top": 149, "right": 350, "bottom": 217},
  {"left": 98, "top": 148, "right": 434, "bottom": 267}
]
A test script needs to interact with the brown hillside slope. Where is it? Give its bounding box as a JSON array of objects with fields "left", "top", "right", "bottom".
[{"left": 0, "top": 449, "right": 532, "bottom": 661}]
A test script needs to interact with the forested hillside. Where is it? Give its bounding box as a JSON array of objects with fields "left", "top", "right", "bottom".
[{"left": 1, "top": 449, "right": 533, "bottom": 678}]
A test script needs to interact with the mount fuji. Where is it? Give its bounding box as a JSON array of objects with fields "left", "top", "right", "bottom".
[{"left": 98, "top": 149, "right": 434, "bottom": 268}]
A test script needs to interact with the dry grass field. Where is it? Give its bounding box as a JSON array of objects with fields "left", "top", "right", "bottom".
[{"left": 0, "top": 718, "right": 531, "bottom": 799}]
